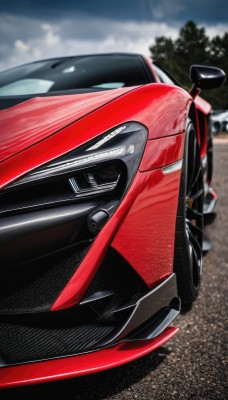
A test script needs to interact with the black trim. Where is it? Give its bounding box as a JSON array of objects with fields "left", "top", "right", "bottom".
[
  {"left": 0, "top": 273, "right": 180, "bottom": 367},
  {"left": 99, "top": 273, "right": 180, "bottom": 345},
  {"left": 0, "top": 53, "right": 153, "bottom": 110},
  {"left": 0, "top": 242, "right": 91, "bottom": 314},
  {"left": 0, "top": 202, "right": 99, "bottom": 269},
  {"left": 129, "top": 304, "right": 179, "bottom": 340},
  {"left": 153, "top": 62, "right": 182, "bottom": 87}
]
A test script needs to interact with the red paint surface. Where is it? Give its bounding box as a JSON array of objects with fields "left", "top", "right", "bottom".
[
  {"left": 140, "top": 134, "right": 184, "bottom": 172},
  {"left": 200, "top": 115, "right": 209, "bottom": 158},
  {"left": 143, "top": 56, "right": 160, "bottom": 82},
  {"left": 0, "top": 83, "right": 191, "bottom": 310},
  {"left": 194, "top": 95, "right": 211, "bottom": 115},
  {"left": 0, "top": 84, "right": 191, "bottom": 190},
  {"left": 0, "top": 58, "right": 210, "bottom": 388},
  {"left": 111, "top": 168, "right": 181, "bottom": 287},
  {"left": 52, "top": 171, "right": 144, "bottom": 310},
  {"left": 0, "top": 88, "right": 135, "bottom": 163},
  {"left": 0, "top": 327, "right": 178, "bottom": 389},
  {"left": 52, "top": 166, "right": 181, "bottom": 310}
]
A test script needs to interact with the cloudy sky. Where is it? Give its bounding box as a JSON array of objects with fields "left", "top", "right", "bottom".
[{"left": 0, "top": 0, "right": 227, "bottom": 71}]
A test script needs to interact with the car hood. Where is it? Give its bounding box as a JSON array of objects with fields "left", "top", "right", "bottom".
[{"left": 0, "top": 88, "right": 135, "bottom": 163}]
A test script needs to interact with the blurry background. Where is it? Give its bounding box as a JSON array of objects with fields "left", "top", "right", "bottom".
[{"left": 0, "top": 0, "right": 227, "bottom": 109}]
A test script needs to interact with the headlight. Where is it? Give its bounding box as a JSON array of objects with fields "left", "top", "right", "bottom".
[
  {"left": 0, "top": 122, "right": 148, "bottom": 266},
  {"left": 4, "top": 122, "right": 148, "bottom": 204}
]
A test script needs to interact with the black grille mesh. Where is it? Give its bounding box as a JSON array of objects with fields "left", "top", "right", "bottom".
[
  {"left": 0, "top": 320, "right": 114, "bottom": 364},
  {"left": 0, "top": 248, "right": 148, "bottom": 366},
  {"left": 0, "top": 244, "right": 90, "bottom": 313}
]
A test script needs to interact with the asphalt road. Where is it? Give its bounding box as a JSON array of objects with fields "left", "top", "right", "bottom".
[{"left": 2, "top": 142, "right": 228, "bottom": 400}]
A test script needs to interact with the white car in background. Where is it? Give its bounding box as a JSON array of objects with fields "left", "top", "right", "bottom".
[{"left": 211, "top": 110, "right": 228, "bottom": 134}]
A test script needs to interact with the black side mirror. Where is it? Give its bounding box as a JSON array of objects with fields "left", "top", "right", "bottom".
[{"left": 190, "top": 65, "right": 226, "bottom": 94}]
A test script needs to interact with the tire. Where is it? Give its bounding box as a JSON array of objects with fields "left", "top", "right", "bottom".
[
  {"left": 174, "top": 120, "right": 204, "bottom": 307},
  {"left": 207, "top": 117, "right": 213, "bottom": 184},
  {"left": 213, "top": 121, "right": 220, "bottom": 135}
]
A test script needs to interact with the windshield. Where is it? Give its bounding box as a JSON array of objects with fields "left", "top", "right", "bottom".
[{"left": 0, "top": 54, "right": 152, "bottom": 96}]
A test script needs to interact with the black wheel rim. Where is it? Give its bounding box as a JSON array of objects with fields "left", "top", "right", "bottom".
[{"left": 185, "top": 131, "right": 204, "bottom": 289}]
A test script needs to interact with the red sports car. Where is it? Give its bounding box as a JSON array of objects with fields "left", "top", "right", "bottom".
[{"left": 0, "top": 53, "right": 225, "bottom": 388}]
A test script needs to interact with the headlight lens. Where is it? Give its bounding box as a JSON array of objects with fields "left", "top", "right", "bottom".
[{"left": 6, "top": 122, "right": 148, "bottom": 199}]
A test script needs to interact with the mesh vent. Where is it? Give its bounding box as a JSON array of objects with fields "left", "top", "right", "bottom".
[
  {"left": 0, "top": 248, "right": 149, "bottom": 366},
  {"left": 85, "top": 247, "right": 148, "bottom": 303},
  {"left": 0, "top": 243, "right": 91, "bottom": 314},
  {"left": 0, "top": 320, "right": 114, "bottom": 364}
]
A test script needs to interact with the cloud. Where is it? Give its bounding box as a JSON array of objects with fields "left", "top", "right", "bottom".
[
  {"left": 146, "top": 0, "right": 185, "bottom": 21},
  {"left": 41, "top": 23, "right": 60, "bottom": 45},
  {"left": 14, "top": 39, "right": 29, "bottom": 52},
  {"left": 0, "top": 13, "right": 180, "bottom": 71},
  {"left": 1, "top": 0, "right": 228, "bottom": 24},
  {"left": 0, "top": 12, "right": 227, "bottom": 72},
  {"left": 205, "top": 24, "right": 228, "bottom": 38}
]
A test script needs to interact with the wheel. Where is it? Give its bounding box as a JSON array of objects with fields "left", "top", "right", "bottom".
[
  {"left": 174, "top": 120, "right": 204, "bottom": 307},
  {"left": 213, "top": 121, "right": 220, "bottom": 135}
]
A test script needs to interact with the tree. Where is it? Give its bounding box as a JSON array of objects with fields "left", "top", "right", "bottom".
[
  {"left": 175, "top": 21, "right": 210, "bottom": 84},
  {"left": 149, "top": 37, "right": 175, "bottom": 70},
  {"left": 149, "top": 21, "right": 228, "bottom": 109},
  {"left": 206, "top": 33, "right": 228, "bottom": 109}
]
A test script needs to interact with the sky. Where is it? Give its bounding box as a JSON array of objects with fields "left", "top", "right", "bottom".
[{"left": 0, "top": 0, "right": 228, "bottom": 71}]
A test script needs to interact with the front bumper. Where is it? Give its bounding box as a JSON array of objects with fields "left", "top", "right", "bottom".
[
  {"left": 0, "top": 143, "right": 183, "bottom": 388},
  {"left": 0, "top": 274, "right": 180, "bottom": 388},
  {"left": 0, "top": 327, "right": 178, "bottom": 389}
]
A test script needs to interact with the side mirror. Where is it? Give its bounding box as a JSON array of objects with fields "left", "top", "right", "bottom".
[{"left": 189, "top": 65, "right": 226, "bottom": 98}]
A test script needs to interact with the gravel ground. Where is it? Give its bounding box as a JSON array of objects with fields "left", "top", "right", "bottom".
[{"left": 2, "top": 143, "right": 227, "bottom": 400}]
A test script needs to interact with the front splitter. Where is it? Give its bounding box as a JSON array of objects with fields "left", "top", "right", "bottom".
[{"left": 0, "top": 326, "right": 178, "bottom": 389}]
